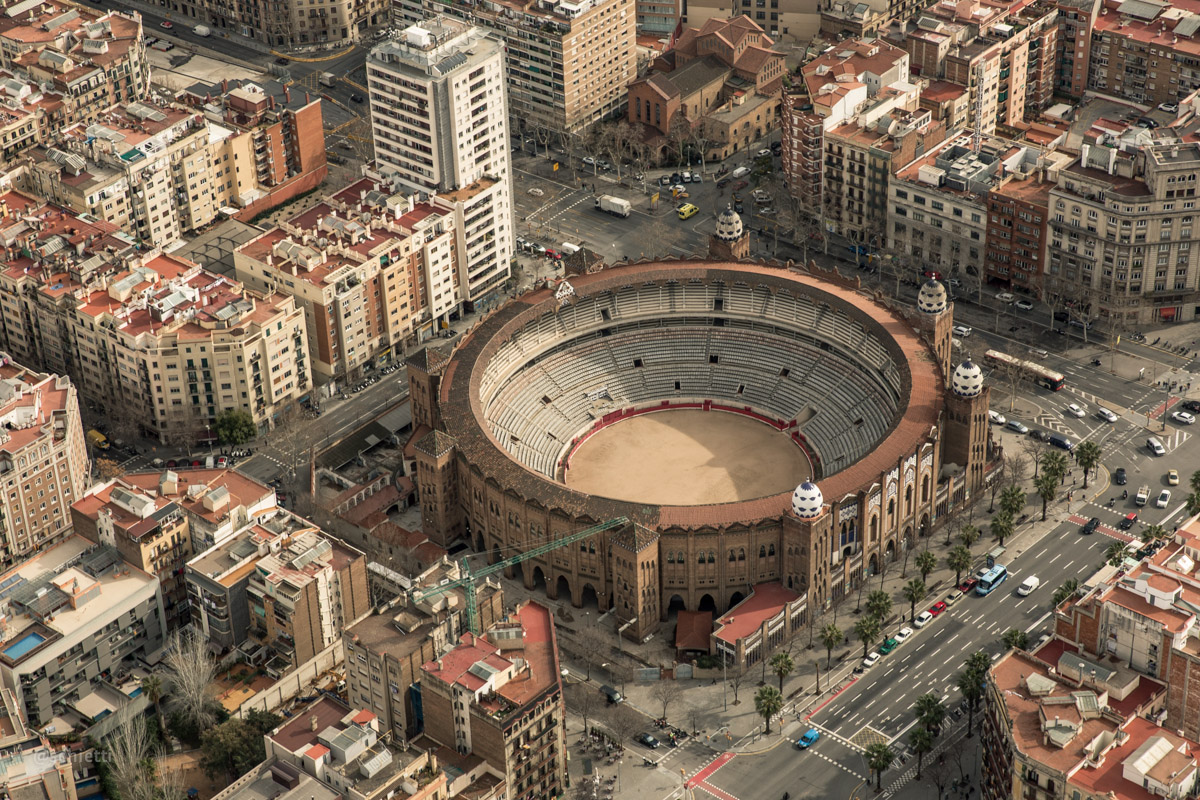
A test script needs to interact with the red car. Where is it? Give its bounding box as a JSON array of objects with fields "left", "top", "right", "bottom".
[
  {"left": 732, "top": 180, "right": 749, "bottom": 192},
  {"left": 929, "top": 601, "right": 948, "bottom": 616},
  {"left": 923, "top": 270, "right": 942, "bottom": 280},
  {"left": 544, "top": 249, "right": 562, "bottom": 260},
  {"left": 159, "top": 20, "right": 173, "bottom": 28},
  {"left": 958, "top": 577, "right": 979, "bottom": 593}
]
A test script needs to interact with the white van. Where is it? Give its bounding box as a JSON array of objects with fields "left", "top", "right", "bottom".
[
  {"left": 561, "top": 242, "right": 581, "bottom": 255},
  {"left": 1017, "top": 576, "right": 1040, "bottom": 596},
  {"left": 731, "top": 166, "right": 751, "bottom": 178},
  {"left": 1148, "top": 437, "right": 1166, "bottom": 456}
]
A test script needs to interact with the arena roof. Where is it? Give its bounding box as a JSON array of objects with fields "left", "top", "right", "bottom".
[{"left": 437, "top": 261, "right": 944, "bottom": 530}]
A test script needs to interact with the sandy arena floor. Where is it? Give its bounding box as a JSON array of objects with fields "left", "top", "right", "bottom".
[{"left": 563, "top": 410, "right": 811, "bottom": 505}]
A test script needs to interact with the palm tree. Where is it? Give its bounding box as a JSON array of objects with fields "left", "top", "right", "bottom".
[
  {"left": 855, "top": 615, "right": 881, "bottom": 659},
  {"left": 1075, "top": 441, "right": 1102, "bottom": 488},
  {"left": 1041, "top": 450, "right": 1069, "bottom": 483},
  {"left": 1187, "top": 491, "right": 1200, "bottom": 518},
  {"left": 914, "top": 550, "right": 937, "bottom": 584},
  {"left": 1191, "top": 468, "right": 1200, "bottom": 496},
  {"left": 1053, "top": 578, "right": 1080, "bottom": 608},
  {"left": 1104, "top": 540, "right": 1128, "bottom": 567},
  {"left": 1002, "top": 628, "right": 1029, "bottom": 651},
  {"left": 947, "top": 545, "right": 972, "bottom": 586},
  {"left": 1142, "top": 524, "right": 1170, "bottom": 546},
  {"left": 1035, "top": 472, "right": 1058, "bottom": 521},
  {"left": 866, "top": 589, "right": 893, "bottom": 623},
  {"left": 908, "top": 726, "right": 933, "bottom": 780},
  {"left": 991, "top": 513, "right": 1014, "bottom": 546},
  {"left": 998, "top": 485, "right": 1026, "bottom": 520},
  {"left": 958, "top": 524, "right": 980, "bottom": 549},
  {"left": 141, "top": 674, "right": 165, "bottom": 741},
  {"left": 914, "top": 692, "right": 946, "bottom": 734},
  {"left": 957, "top": 658, "right": 987, "bottom": 737},
  {"left": 865, "top": 742, "right": 895, "bottom": 791},
  {"left": 902, "top": 578, "right": 926, "bottom": 623},
  {"left": 820, "top": 623, "right": 843, "bottom": 670},
  {"left": 769, "top": 652, "right": 794, "bottom": 694},
  {"left": 754, "top": 685, "right": 784, "bottom": 734}
]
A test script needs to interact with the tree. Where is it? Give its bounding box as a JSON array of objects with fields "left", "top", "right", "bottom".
[
  {"left": 1002, "top": 628, "right": 1029, "bottom": 651},
  {"left": 142, "top": 674, "right": 166, "bottom": 743},
  {"left": 865, "top": 742, "right": 895, "bottom": 791},
  {"left": 728, "top": 663, "right": 749, "bottom": 705},
  {"left": 999, "top": 485, "right": 1026, "bottom": 520},
  {"left": 1022, "top": 435, "right": 1044, "bottom": 478},
  {"left": 914, "top": 692, "right": 946, "bottom": 735},
  {"left": 820, "top": 623, "right": 842, "bottom": 670},
  {"left": 95, "top": 457, "right": 125, "bottom": 480},
  {"left": 599, "top": 706, "right": 641, "bottom": 748},
  {"left": 1186, "top": 491, "right": 1200, "bottom": 518},
  {"left": 855, "top": 615, "right": 881, "bottom": 659},
  {"left": 666, "top": 111, "right": 692, "bottom": 166},
  {"left": 915, "top": 550, "right": 937, "bottom": 585},
  {"left": 1040, "top": 450, "right": 1069, "bottom": 483},
  {"left": 271, "top": 406, "right": 312, "bottom": 486},
  {"left": 908, "top": 726, "right": 934, "bottom": 780},
  {"left": 651, "top": 679, "right": 682, "bottom": 722},
  {"left": 754, "top": 685, "right": 784, "bottom": 734},
  {"left": 947, "top": 545, "right": 972, "bottom": 586},
  {"left": 866, "top": 589, "right": 893, "bottom": 623},
  {"left": 902, "top": 578, "right": 926, "bottom": 623},
  {"left": 164, "top": 630, "right": 218, "bottom": 737},
  {"left": 1035, "top": 472, "right": 1058, "bottom": 521},
  {"left": 1104, "top": 540, "right": 1128, "bottom": 567},
  {"left": 956, "top": 665, "right": 985, "bottom": 737},
  {"left": 923, "top": 750, "right": 953, "bottom": 798},
  {"left": 570, "top": 685, "right": 602, "bottom": 737},
  {"left": 1191, "top": 468, "right": 1200, "bottom": 496},
  {"left": 769, "top": 651, "right": 795, "bottom": 693},
  {"left": 1053, "top": 578, "right": 1080, "bottom": 608},
  {"left": 990, "top": 513, "right": 1013, "bottom": 546},
  {"left": 1075, "top": 441, "right": 1102, "bottom": 488},
  {"left": 1142, "top": 524, "right": 1170, "bottom": 547},
  {"left": 214, "top": 408, "right": 256, "bottom": 445},
  {"left": 991, "top": 357, "right": 1027, "bottom": 412},
  {"left": 106, "top": 709, "right": 154, "bottom": 800},
  {"left": 958, "top": 524, "right": 980, "bottom": 549}
]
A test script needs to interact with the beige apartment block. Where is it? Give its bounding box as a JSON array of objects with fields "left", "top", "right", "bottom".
[
  {"left": 166, "top": 0, "right": 388, "bottom": 48},
  {"left": 681, "top": 0, "right": 820, "bottom": 42},
  {"left": 393, "top": 0, "right": 636, "bottom": 135}
]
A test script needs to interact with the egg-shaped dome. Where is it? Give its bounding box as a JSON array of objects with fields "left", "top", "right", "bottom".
[
  {"left": 714, "top": 205, "right": 744, "bottom": 242},
  {"left": 951, "top": 360, "right": 984, "bottom": 397},
  {"left": 791, "top": 481, "right": 824, "bottom": 519},
  {"left": 917, "top": 279, "right": 948, "bottom": 314}
]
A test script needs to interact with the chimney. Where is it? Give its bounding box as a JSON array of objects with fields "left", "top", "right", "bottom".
[
  {"left": 284, "top": 86, "right": 291, "bottom": 103},
  {"left": 309, "top": 714, "right": 319, "bottom": 731},
  {"left": 222, "top": 78, "right": 228, "bottom": 94},
  {"left": 269, "top": 96, "right": 276, "bottom": 110},
  {"left": 305, "top": 91, "right": 310, "bottom": 105}
]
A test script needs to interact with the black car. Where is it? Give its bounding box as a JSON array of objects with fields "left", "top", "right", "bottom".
[
  {"left": 1120, "top": 512, "right": 1138, "bottom": 530},
  {"left": 717, "top": 178, "right": 730, "bottom": 188},
  {"left": 1184, "top": 400, "right": 1200, "bottom": 413},
  {"left": 1028, "top": 429, "right": 1046, "bottom": 441},
  {"left": 670, "top": 172, "right": 682, "bottom": 184},
  {"left": 1082, "top": 517, "right": 1100, "bottom": 535},
  {"left": 1114, "top": 467, "right": 1127, "bottom": 485},
  {"left": 274, "top": 56, "right": 290, "bottom": 65},
  {"left": 350, "top": 93, "right": 365, "bottom": 103}
]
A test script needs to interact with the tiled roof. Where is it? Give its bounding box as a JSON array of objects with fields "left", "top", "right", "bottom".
[{"left": 414, "top": 429, "right": 456, "bottom": 459}]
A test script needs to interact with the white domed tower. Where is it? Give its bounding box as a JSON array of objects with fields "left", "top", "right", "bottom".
[
  {"left": 708, "top": 205, "right": 750, "bottom": 261},
  {"left": 783, "top": 479, "right": 835, "bottom": 611},
  {"left": 913, "top": 279, "right": 954, "bottom": 381},
  {"left": 943, "top": 359, "right": 992, "bottom": 496}
]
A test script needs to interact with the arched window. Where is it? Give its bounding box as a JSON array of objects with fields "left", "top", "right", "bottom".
[
  {"left": 666, "top": 552, "right": 674, "bottom": 564},
  {"left": 739, "top": 548, "right": 746, "bottom": 561},
  {"left": 698, "top": 553, "right": 706, "bottom": 564},
  {"left": 905, "top": 486, "right": 913, "bottom": 516},
  {"left": 759, "top": 545, "right": 767, "bottom": 558},
  {"left": 707, "top": 552, "right": 715, "bottom": 564},
  {"left": 768, "top": 543, "right": 775, "bottom": 556},
  {"left": 588, "top": 543, "right": 596, "bottom": 554},
  {"left": 729, "top": 550, "right": 737, "bottom": 562},
  {"left": 921, "top": 475, "right": 930, "bottom": 503},
  {"left": 888, "top": 498, "right": 895, "bottom": 517}
]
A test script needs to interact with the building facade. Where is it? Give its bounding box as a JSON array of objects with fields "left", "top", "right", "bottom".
[
  {"left": 367, "top": 21, "right": 513, "bottom": 305},
  {"left": 393, "top": 0, "right": 636, "bottom": 135},
  {"left": 153, "top": 0, "right": 388, "bottom": 48},
  {"left": 1088, "top": 0, "right": 1200, "bottom": 109},
  {"left": 0, "top": 356, "right": 89, "bottom": 570}
]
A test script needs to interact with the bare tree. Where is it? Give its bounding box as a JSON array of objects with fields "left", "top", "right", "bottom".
[
  {"left": 106, "top": 710, "right": 155, "bottom": 800},
  {"left": 568, "top": 685, "right": 603, "bottom": 737},
  {"left": 1021, "top": 436, "right": 1045, "bottom": 478},
  {"left": 651, "top": 679, "right": 683, "bottom": 722},
  {"left": 923, "top": 750, "right": 953, "bottom": 798},
  {"left": 164, "top": 630, "right": 218, "bottom": 733},
  {"left": 728, "top": 663, "right": 749, "bottom": 705},
  {"left": 992, "top": 357, "right": 1026, "bottom": 412},
  {"left": 666, "top": 112, "right": 692, "bottom": 167},
  {"left": 598, "top": 707, "right": 642, "bottom": 748},
  {"left": 571, "top": 625, "right": 611, "bottom": 681}
]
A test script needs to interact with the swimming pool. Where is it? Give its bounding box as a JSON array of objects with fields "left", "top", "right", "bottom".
[{"left": 3, "top": 632, "right": 46, "bottom": 660}]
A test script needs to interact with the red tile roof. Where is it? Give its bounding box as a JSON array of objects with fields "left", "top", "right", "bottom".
[
  {"left": 714, "top": 583, "right": 799, "bottom": 644},
  {"left": 675, "top": 610, "right": 713, "bottom": 651}
]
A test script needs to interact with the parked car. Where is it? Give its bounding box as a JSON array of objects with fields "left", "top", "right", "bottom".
[
  {"left": 583, "top": 156, "right": 596, "bottom": 166},
  {"left": 863, "top": 652, "right": 881, "bottom": 668},
  {"left": 914, "top": 610, "right": 934, "bottom": 628},
  {"left": 988, "top": 410, "right": 1006, "bottom": 425},
  {"left": 1005, "top": 420, "right": 1029, "bottom": 434},
  {"left": 952, "top": 325, "right": 972, "bottom": 337},
  {"left": 1172, "top": 410, "right": 1196, "bottom": 425},
  {"left": 929, "top": 601, "right": 948, "bottom": 616},
  {"left": 159, "top": 20, "right": 173, "bottom": 28},
  {"left": 996, "top": 292, "right": 1015, "bottom": 303},
  {"left": 1159, "top": 102, "right": 1179, "bottom": 113},
  {"left": 879, "top": 637, "right": 900, "bottom": 655},
  {"left": 958, "top": 577, "right": 979, "bottom": 593},
  {"left": 895, "top": 626, "right": 914, "bottom": 644},
  {"left": 1015, "top": 298, "right": 1035, "bottom": 310},
  {"left": 757, "top": 149, "right": 773, "bottom": 157}
]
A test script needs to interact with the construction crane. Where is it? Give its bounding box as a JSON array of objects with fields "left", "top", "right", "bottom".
[{"left": 409, "top": 516, "right": 630, "bottom": 634}]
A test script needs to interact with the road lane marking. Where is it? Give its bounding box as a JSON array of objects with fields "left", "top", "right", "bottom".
[{"left": 1025, "top": 611, "right": 1050, "bottom": 634}]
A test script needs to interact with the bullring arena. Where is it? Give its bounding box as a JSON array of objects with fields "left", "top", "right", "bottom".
[{"left": 412, "top": 255, "right": 985, "bottom": 649}]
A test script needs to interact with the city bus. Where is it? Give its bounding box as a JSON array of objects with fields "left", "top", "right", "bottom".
[
  {"left": 976, "top": 564, "right": 1009, "bottom": 596},
  {"left": 983, "top": 349, "right": 1066, "bottom": 392}
]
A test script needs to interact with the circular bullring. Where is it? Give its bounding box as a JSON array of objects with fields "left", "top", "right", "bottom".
[{"left": 439, "top": 261, "right": 944, "bottom": 531}]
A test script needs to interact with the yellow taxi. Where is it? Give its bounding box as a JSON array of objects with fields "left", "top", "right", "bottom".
[{"left": 677, "top": 203, "right": 699, "bottom": 220}]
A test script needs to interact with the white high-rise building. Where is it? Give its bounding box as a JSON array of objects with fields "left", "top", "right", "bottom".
[{"left": 367, "top": 19, "right": 513, "bottom": 307}]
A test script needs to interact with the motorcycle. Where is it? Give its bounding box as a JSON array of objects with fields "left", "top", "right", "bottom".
[
  {"left": 1107, "top": 498, "right": 1116, "bottom": 508},
  {"left": 1091, "top": 359, "right": 1102, "bottom": 366}
]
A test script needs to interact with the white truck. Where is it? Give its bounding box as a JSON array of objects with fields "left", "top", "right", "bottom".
[
  {"left": 1135, "top": 484, "right": 1150, "bottom": 507},
  {"left": 319, "top": 73, "right": 337, "bottom": 88},
  {"left": 594, "top": 195, "right": 631, "bottom": 218},
  {"left": 193, "top": 24, "right": 211, "bottom": 36}
]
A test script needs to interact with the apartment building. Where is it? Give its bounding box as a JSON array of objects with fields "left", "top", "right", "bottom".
[
  {"left": 637, "top": 0, "right": 679, "bottom": 35},
  {"left": 780, "top": 38, "right": 911, "bottom": 211},
  {"left": 24, "top": 96, "right": 284, "bottom": 249},
  {"left": 904, "top": 0, "right": 1058, "bottom": 135},
  {"left": 393, "top": 0, "right": 636, "bottom": 136},
  {"left": 1051, "top": 0, "right": 1100, "bottom": 98},
  {"left": 344, "top": 559, "right": 504, "bottom": 741},
  {"left": 263, "top": 697, "right": 451, "bottom": 800},
  {"left": 0, "top": 535, "right": 166, "bottom": 730},
  {"left": 983, "top": 154, "right": 1074, "bottom": 292},
  {"left": 0, "top": 688, "right": 77, "bottom": 800},
  {"left": 419, "top": 601, "right": 568, "bottom": 800},
  {"left": 0, "top": 70, "right": 67, "bottom": 162},
  {"left": 1046, "top": 141, "right": 1200, "bottom": 324},
  {"left": 0, "top": 355, "right": 89, "bottom": 570},
  {"left": 162, "top": 0, "right": 388, "bottom": 48},
  {"left": 188, "top": 521, "right": 370, "bottom": 672},
  {"left": 1088, "top": 0, "right": 1200, "bottom": 108},
  {"left": 178, "top": 79, "right": 328, "bottom": 221},
  {"left": 235, "top": 176, "right": 460, "bottom": 385},
  {"left": 0, "top": 6, "right": 150, "bottom": 123},
  {"left": 683, "top": 0, "right": 819, "bottom": 41},
  {"left": 981, "top": 646, "right": 1200, "bottom": 800},
  {"left": 71, "top": 477, "right": 193, "bottom": 632},
  {"left": 367, "top": 21, "right": 513, "bottom": 305},
  {"left": 0, "top": 197, "right": 312, "bottom": 444},
  {"left": 1053, "top": 521, "right": 1200, "bottom": 742}
]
